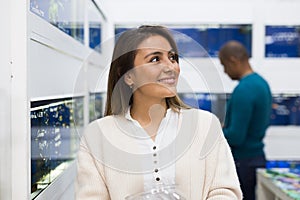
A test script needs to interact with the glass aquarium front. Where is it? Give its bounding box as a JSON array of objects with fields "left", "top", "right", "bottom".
[
  {"left": 180, "top": 93, "right": 228, "bottom": 124},
  {"left": 265, "top": 25, "right": 300, "bottom": 58},
  {"left": 89, "top": 92, "right": 105, "bottom": 122},
  {"left": 30, "top": 0, "right": 85, "bottom": 44},
  {"left": 30, "top": 97, "right": 84, "bottom": 198},
  {"left": 88, "top": 0, "right": 102, "bottom": 52},
  {"left": 115, "top": 24, "right": 252, "bottom": 58}
]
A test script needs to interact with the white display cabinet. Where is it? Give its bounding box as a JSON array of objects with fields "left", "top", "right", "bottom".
[
  {"left": 28, "top": 1, "right": 111, "bottom": 199},
  {"left": 1, "top": 0, "right": 113, "bottom": 199}
]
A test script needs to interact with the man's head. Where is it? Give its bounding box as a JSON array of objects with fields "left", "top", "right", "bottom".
[{"left": 218, "top": 40, "right": 252, "bottom": 80}]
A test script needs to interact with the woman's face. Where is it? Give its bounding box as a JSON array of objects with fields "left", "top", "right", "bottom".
[{"left": 129, "top": 35, "right": 180, "bottom": 100}]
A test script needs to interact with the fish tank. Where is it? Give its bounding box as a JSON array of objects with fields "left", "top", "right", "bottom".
[
  {"left": 89, "top": 92, "right": 105, "bottom": 122},
  {"left": 30, "top": 96, "right": 84, "bottom": 198}
]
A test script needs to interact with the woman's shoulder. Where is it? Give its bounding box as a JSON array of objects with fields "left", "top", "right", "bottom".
[
  {"left": 180, "top": 108, "right": 222, "bottom": 138},
  {"left": 179, "top": 108, "right": 224, "bottom": 159},
  {"left": 85, "top": 115, "right": 117, "bottom": 131},
  {"left": 81, "top": 116, "right": 120, "bottom": 144},
  {"left": 91, "top": 115, "right": 115, "bottom": 124},
  {"left": 181, "top": 108, "right": 218, "bottom": 122}
]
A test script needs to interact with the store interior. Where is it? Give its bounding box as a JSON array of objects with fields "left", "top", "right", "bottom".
[{"left": 1, "top": 0, "right": 300, "bottom": 199}]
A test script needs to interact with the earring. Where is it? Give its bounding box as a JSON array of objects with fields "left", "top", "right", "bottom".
[{"left": 129, "top": 85, "right": 133, "bottom": 89}]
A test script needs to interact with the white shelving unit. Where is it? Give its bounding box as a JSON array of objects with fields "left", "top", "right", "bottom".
[{"left": 1, "top": 1, "right": 113, "bottom": 199}]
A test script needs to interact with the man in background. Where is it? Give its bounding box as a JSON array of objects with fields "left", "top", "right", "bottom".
[{"left": 219, "top": 40, "right": 272, "bottom": 200}]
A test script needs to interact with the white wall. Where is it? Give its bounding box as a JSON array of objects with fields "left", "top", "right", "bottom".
[
  {"left": 0, "top": 0, "right": 32, "bottom": 199},
  {"left": 1, "top": 1, "right": 30, "bottom": 199},
  {"left": 265, "top": 126, "right": 300, "bottom": 160},
  {"left": 0, "top": 1, "right": 12, "bottom": 199}
]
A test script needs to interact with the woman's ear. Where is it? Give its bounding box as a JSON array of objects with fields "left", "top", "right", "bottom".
[{"left": 124, "top": 72, "right": 134, "bottom": 87}]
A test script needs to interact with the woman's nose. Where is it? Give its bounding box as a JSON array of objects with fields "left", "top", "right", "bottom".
[{"left": 162, "top": 58, "right": 176, "bottom": 71}]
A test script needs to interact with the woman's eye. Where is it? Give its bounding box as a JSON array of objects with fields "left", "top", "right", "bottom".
[
  {"left": 150, "top": 56, "right": 159, "bottom": 62},
  {"left": 169, "top": 54, "right": 178, "bottom": 62}
]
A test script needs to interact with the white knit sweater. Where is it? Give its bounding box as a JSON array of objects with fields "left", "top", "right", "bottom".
[{"left": 75, "top": 109, "right": 243, "bottom": 200}]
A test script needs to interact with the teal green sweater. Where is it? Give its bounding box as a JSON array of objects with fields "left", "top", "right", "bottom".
[{"left": 223, "top": 73, "right": 272, "bottom": 159}]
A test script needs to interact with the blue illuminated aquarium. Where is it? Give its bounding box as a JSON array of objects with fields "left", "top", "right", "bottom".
[
  {"left": 89, "top": 92, "right": 104, "bottom": 122},
  {"left": 172, "top": 25, "right": 252, "bottom": 58},
  {"left": 89, "top": 23, "right": 102, "bottom": 52},
  {"left": 115, "top": 25, "right": 252, "bottom": 58},
  {"left": 180, "top": 93, "right": 212, "bottom": 111},
  {"left": 270, "top": 95, "right": 300, "bottom": 125},
  {"left": 181, "top": 93, "right": 300, "bottom": 126},
  {"left": 179, "top": 93, "right": 228, "bottom": 124},
  {"left": 265, "top": 26, "right": 300, "bottom": 58},
  {"left": 88, "top": 0, "right": 103, "bottom": 52},
  {"left": 31, "top": 97, "right": 84, "bottom": 196},
  {"left": 30, "top": 0, "right": 85, "bottom": 44}
]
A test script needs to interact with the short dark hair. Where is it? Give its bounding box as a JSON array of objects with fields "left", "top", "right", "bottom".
[{"left": 219, "top": 40, "right": 249, "bottom": 62}]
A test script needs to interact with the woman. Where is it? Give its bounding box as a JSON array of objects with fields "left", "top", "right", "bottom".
[{"left": 76, "top": 25, "right": 242, "bottom": 199}]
